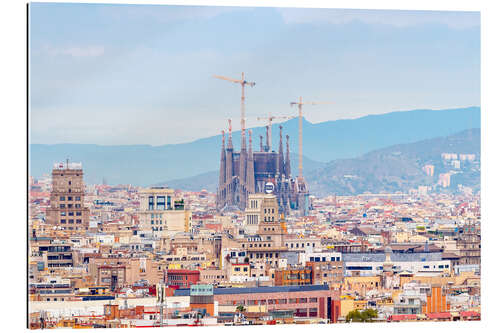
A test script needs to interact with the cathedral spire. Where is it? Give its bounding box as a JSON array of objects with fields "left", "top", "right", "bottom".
[
  {"left": 265, "top": 125, "right": 270, "bottom": 152},
  {"left": 246, "top": 129, "right": 255, "bottom": 193},
  {"left": 217, "top": 130, "right": 227, "bottom": 209},
  {"left": 285, "top": 134, "right": 291, "bottom": 178},
  {"left": 227, "top": 119, "right": 233, "bottom": 149},
  {"left": 278, "top": 125, "right": 284, "bottom": 176}
]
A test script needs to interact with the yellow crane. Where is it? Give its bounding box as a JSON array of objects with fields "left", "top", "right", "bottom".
[
  {"left": 213, "top": 73, "right": 256, "bottom": 145},
  {"left": 290, "top": 97, "right": 333, "bottom": 179},
  {"left": 255, "top": 113, "right": 294, "bottom": 149}
]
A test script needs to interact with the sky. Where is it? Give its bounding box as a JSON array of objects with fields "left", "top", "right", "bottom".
[{"left": 29, "top": 3, "right": 480, "bottom": 145}]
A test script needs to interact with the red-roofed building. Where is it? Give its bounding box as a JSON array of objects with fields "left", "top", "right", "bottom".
[
  {"left": 165, "top": 269, "right": 200, "bottom": 288},
  {"left": 460, "top": 311, "right": 480, "bottom": 321},
  {"left": 388, "top": 314, "right": 417, "bottom": 322},
  {"left": 426, "top": 312, "right": 451, "bottom": 321}
]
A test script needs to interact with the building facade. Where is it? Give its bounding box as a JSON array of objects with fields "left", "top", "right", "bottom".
[
  {"left": 138, "top": 187, "right": 192, "bottom": 236},
  {"left": 46, "top": 162, "right": 90, "bottom": 231}
]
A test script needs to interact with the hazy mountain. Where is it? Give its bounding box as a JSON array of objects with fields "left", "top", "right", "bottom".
[
  {"left": 306, "top": 128, "right": 480, "bottom": 196},
  {"left": 29, "top": 107, "right": 479, "bottom": 186}
]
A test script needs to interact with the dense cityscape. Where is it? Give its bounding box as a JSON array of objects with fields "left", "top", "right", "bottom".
[
  {"left": 28, "top": 152, "right": 481, "bottom": 328},
  {"left": 26, "top": 4, "right": 481, "bottom": 330}
]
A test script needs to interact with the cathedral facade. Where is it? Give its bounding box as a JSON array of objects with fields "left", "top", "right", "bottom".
[{"left": 216, "top": 123, "right": 309, "bottom": 216}]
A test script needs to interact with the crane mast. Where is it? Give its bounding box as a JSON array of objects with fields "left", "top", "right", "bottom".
[
  {"left": 213, "top": 73, "right": 255, "bottom": 148},
  {"left": 290, "top": 97, "right": 333, "bottom": 180}
]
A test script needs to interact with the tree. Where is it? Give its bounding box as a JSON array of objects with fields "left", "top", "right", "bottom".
[
  {"left": 346, "top": 309, "right": 378, "bottom": 323},
  {"left": 236, "top": 305, "right": 246, "bottom": 313}
]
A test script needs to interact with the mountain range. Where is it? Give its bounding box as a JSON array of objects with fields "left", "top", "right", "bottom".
[{"left": 29, "top": 106, "right": 480, "bottom": 192}]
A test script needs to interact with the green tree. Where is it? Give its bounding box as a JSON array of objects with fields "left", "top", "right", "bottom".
[
  {"left": 346, "top": 309, "right": 378, "bottom": 323},
  {"left": 236, "top": 305, "right": 246, "bottom": 313}
]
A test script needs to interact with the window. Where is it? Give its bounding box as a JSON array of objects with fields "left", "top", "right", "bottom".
[
  {"left": 76, "top": 219, "right": 81, "bottom": 224},
  {"left": 68, "top": 212, "right": 74, "bottom": 216},
  {"left": 68, "top": 181, "right": 71, "bottom": 185},
  {"left": 75, "top": 204, "right": 81, "bottom": 208},
  {"left": 75, "top": 197, "right": 81, "bottom": 201},
  {"left": 148, "top": 196, "right": 154, "bottom": 210},
  {"left": 60, "top": 204, "right": 65, "bottom": 208},
  {"left": 59, "top": 196, "right": 65, "bottom": 201},
  {"left": 69, "top": 219, "right": 74, "bottom": 224},
  {"left": 67, "top": 204, "right": 73, "bottom": 208},
  {"left": 60, "top": 212, "right": 66, "bottom": 216},
  {"left": 157, "top": 196, "right": 166, "bottom": 210},
  {"left": 67, "top": 196, "right": 72, "bottom": 201},
  {"left": 60, "top": 219, "right": 66, "bottom": 224},
  {"left": 76, "top": 212, "right": 82, "bottom": 216}
]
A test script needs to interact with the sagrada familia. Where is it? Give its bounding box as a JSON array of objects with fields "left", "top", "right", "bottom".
[{"left": 216, "top": 120, "right": 309, "bottom": 216}]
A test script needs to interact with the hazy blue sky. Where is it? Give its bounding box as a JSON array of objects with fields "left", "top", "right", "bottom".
[{"left": 29, "top": 3, "right": 480, "bottom": 145}]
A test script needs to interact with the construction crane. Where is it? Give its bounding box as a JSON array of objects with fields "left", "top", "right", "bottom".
[
  {"left": 255, "top": 113, "right": 294, "bottom": 150},
  {"left": 213, "top": 73, "right": 256, "bottom": 146},
  {"left": 290, "top": 97, "right": 333, "bottom": 180}
]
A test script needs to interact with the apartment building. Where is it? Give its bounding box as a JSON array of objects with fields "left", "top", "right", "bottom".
[
  {"left": 45, "top": 162, "right": 90, "bottom": 231},
  {"left": 138, "top": 187, "right": 192, "bottom": 236}
]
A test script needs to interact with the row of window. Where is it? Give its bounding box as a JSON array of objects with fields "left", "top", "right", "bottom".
[
  {"left": 284, "top": 273, "right": 312, "bottom": 280},
  {"left": 242, "top": 243, "right": 273, "bottom": 248},
  {"left": 247, "top": 215, "right": 258, "bottom": 225},
  {"left": 60, "top": 211, "right": 82, "bottom": 216},
  {"left": 309, "top": 256, "right": 341, "bottom": 262},
  {"left": 230, "top": 298, "right": 319, "bottom": 306},
  {"left": 60, "top": 219, "right": 82, "bottom": 224},
  {"left": 234, "top": 267, "right": 248, "bottom": 272},
  {"left": 148, "top": 196, "right": 172, "bottom": 210},
  {"left": 59, "top": 204, "right": 81, "bottom": 208},
  {"left": 59, "top": 196, "right": 81, "bottom": 201},
  {"left": 286, "top": 242, "right": 316, "bottom": 248},
  {"left": 249, "top": 252, "right": 279, "bottom": 259}
]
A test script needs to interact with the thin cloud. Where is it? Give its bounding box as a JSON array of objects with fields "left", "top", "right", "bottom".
[
  {"left": 278, "top": 8, "right": 480, "bottom": 29},
  {"left": 42, "top": 44, "right": 105, "bottom": 58},
  {"left": 100, "top": 5, "right": 246, "bottom": 24}
]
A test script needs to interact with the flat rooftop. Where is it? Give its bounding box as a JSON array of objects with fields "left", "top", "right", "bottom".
[{"left": 174, "top": 284, "right": 329, "bottom": 296}]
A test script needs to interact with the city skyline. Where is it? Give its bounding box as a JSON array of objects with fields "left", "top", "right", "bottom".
[{"left": 29, "top": 4, "right": 480, "bottom": 145}]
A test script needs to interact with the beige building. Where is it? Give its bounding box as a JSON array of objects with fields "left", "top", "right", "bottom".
[
  {"left": 45, "top": 162, "right": 90, "bottom": 231},
  {"left": 138, "top": 187, "right": 192, "bottom": 236},
  {"left": 244, "top": 193, "right": 280, "bottom": 234}
]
